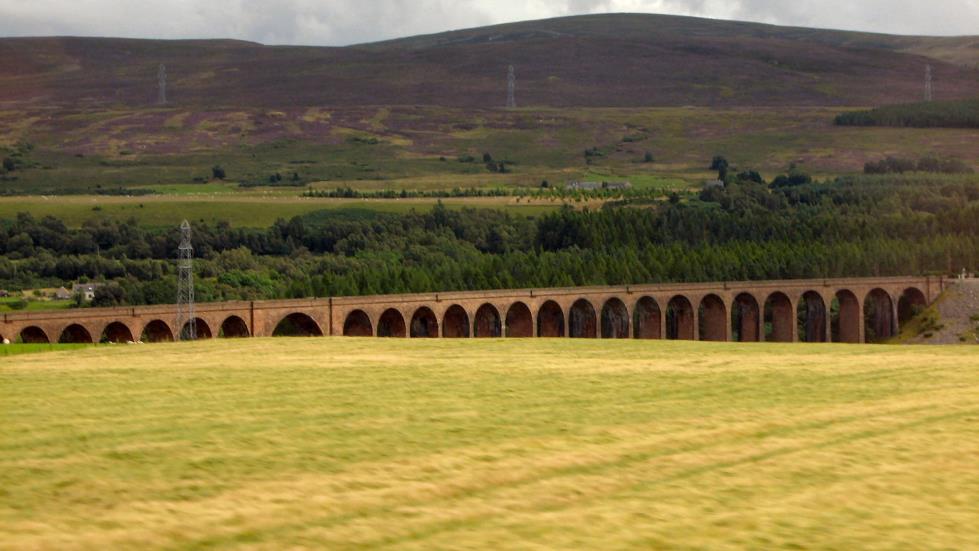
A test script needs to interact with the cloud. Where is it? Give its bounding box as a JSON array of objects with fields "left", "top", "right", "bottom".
[{"left": 0, "top": 0, "right": 975, "bottom": 45}]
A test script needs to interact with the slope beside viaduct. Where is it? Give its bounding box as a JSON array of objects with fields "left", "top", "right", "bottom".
[{"left": 1, "top": 276, "right": 945, "bottom": 345}]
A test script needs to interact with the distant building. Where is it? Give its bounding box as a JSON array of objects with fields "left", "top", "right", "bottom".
[
  {"left": 566, "top": 180, "right": 632, "bottom": 191},
  {"left": 0, "top": 290, "right": 8, "bottom": 298},
  {"left": 603, "top": 181, "right": 632, "bottom": 191},
  {"left": 72, "top": 283, "right": 103, "bottom": 302},
  {"left": 703, "top": 179, "right": 725, "bottom": 190},
  {"left": 54, "top": 287, "right": 72, "bottom": 300},
  {"left": 566, "top": 181, "right": 602, "bottom": 191}
]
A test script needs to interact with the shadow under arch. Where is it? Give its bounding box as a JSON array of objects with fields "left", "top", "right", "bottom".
[
  {"left": 20, "top": 326, "right": 50, "bottom": 344},
  {"left": 897, "top": 287, "right": 927, "bottom": 329},
  {"left": 831, "top": 289, "right": 861, "bottom": 343},
  {"left": 797, "top": 291, "right": 827, "bottom": 343},
  {"left": 864, "top": 288, "right": 895, "bottom": 343},
  {"left": 764, "top": 292, "right": 793, "bottom": 342},
  {"left": 442, "top": 305, "right": 470, "bottom": 338},
  {"left": 59, "top": 323, "right": 93, "bottom": 344},
  {"left": 343, "top": 310, "right": 373, "bottom": 337},
  {"left": 601, "top": 298, "right": 629, "bottom": 339},
  {"left": 505, "top": 302, "right": 533, "bottom": 338},
  {"left": 633, "top": 296, "right": 661, "bottom": 339},
  {"left": 410, "top": 306, "right": 439, "bottom": 338},
  {"left": 181, "top": 318, "right": 212, "bottom": 340},
  {"left": 537, "top": 300, "right": 565, "bottom": 337},
  {"left": 272, "top": 313, "right": 323, "bottom": 337},
  {"left": 141, "top": 320, "right": 174, "bottom": 342},
  {"left": 474, "top": 304, "right": 502, "bottom": 338},
  {"left": 698, "top": 294, "right": 727, "bottom": 342},
  {"left": 666, "top": 295, "right": 694, "bottom": 340},
  {"left": 731, "top": 293, "right": 760, "bottom": 342},
  {"left": 377, "top": 308, "right": 406, "bottom": 338},
  {"left": 101, "top": 321, "right": 134, "bottom": 344},
  {"left": 569, "top": 299, "right": 597, "bottom": 338},
  {"left": 219, "top": 315, "right": 250, "bottom": 338}
]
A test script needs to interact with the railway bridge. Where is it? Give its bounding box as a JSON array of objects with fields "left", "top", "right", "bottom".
[{"left": 1, "top": 276, "right": 945, "bottom": 345}]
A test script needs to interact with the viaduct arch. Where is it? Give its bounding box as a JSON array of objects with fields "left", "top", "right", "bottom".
[{"left": 1, "top": 277, "right": 944, "bottom": 345}]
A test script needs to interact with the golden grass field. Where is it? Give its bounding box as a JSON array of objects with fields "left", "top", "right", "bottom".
[{"left": 2, "top": 338, "right": 978, "bottom": 549}]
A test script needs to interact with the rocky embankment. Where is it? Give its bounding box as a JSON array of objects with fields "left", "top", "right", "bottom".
[{"left": 906, "top": 280, "right": 979, "bottom": 345}]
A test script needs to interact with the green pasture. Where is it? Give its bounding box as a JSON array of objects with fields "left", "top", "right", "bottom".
[
  {"left": 0, "top": 297, "right": 73, "bottom": 313},
  {"left": 1, "top": 338, "right": 977, "bottom": 548},
  {"left": 0, "top": 343, "right": 91, "bottom": 356}
]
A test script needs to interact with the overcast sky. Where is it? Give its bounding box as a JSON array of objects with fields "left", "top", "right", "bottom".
[{"left": 0, "top": 0, "right": 976, "bottom": 45}]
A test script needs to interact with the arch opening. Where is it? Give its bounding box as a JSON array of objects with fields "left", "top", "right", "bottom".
[
  {"left": 505, "top": 302, "right": 533, "bottom": 338},
  {"left": 342, "top": 310, "right": 373, "bottom": 337},
  {"left": 569, "top": 299, "right": 597, "bottom": 338},
  {"left": 474, "top": 304, "right": 502, "bottom": 338},
  {"left": 731, "top": 293, "right": 760, "bottom": 342},
  {"left": 20, "top": 326, "right": 50, "bottom": 344},
  {"left": 442, "top": 305, "right": 470, "bottom": 338},
  {"left": 898, "top": 287, "right": 927, "bottom": 329},
  {"left": 410, "top": 307, "right": 439, "bottom": 338},
  {"left": 537, "top": 301, "right": 565, "bottom": 338},
  {"left": 219, "top": 315, "right": 250, "bottom": 338},
  {"left": 181, "top": 318, "right": 212, "bottom": 340},
  {"left": 864, "top": 288, "right": 895, "bottom": 343},
  {"left": 272, "top": 313, "right": 323, "bottom": 337},
  {"left": 831, "top": 290, "right": 861, "bottom": 343},
  {"left": 666, "top": 295, "right": 694, "bottom": 340},
  {"left": 59, "top": 324, "right": 93, "bottom": 344},
  {"left": 101, "top": 321, "right": 135, "bottom": 344},
  {"left": 633, "top": 297, "right": 661, "bottom": 339},
  {"left": 141, "top": 320, "right": 174, "bottom": 342},
  {"left": 377, "top": 309, "right": 406, "bottom": 338},
  {"left": 764, "top": 292, "right": 793, "bottom": 342},
  {"left": 797, "top": 291, "right": 828, "bottom": 343},
  {"left": 600, "top": 298, "right": 629, "bottom": 339},
  {"left": 698, "top": 294, "right": 727, "bottom": 342}
]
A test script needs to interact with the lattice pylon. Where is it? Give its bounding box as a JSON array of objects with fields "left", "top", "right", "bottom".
[
  {"left": 175, "top": 220, "right": 195, "bottom": 340},
  {"left": 158, "top": 64, "right": 167, "bottom": 105},
  {"left": 924, "top": 64, "right": 933, "bottom": 102},
  {"left": 506, "top": 65, "right": 516, "bottom": 108}
]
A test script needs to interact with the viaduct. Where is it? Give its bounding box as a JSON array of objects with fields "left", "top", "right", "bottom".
[{"left": 1, "top": 276, "right": 945, "bottom": 346}]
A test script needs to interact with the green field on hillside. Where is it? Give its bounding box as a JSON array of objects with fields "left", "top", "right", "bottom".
[
  {"left": 2, "top": 338, "right": 977, "bottom": 549},
  {"left": 3, "top": 106, "right": 977, "bottom": 196}
]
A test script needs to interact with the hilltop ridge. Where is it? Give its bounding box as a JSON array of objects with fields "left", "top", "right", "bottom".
[{"left": 1, "top": 13, "right": 976, "bottom": 109}]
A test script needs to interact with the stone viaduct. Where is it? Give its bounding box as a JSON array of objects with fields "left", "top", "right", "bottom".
[{"left": 1, "top": 276, "right": 945, "bottom": 346}]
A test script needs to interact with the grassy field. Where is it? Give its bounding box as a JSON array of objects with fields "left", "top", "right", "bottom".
[
  {"left": 2, "top": 338, "right": 977, "bottom": 549},
  {"left": 4, "top": 106, "right": 978, "bottom": 196}
]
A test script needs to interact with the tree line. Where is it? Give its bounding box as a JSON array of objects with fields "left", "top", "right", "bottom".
[{"left": 0, "top": 173, "right": 976, "bottom": 307}]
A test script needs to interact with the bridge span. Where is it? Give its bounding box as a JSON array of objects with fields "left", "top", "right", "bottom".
[{"left": 2, "top": 276, "right": 946, "bottom": 345}]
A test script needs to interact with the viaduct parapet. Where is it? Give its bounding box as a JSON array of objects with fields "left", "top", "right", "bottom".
[{"left": 1, "top": 276, "right": 945, "bottom": 345}]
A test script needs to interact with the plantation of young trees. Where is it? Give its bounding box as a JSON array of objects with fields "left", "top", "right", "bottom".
[{"left": 0, "top": 174, "right": 976, "bottom": 307}]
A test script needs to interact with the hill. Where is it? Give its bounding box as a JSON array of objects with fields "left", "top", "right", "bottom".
[
  {"left": 3, "top": 338, "right": 978, "bottom": 548},
  {"left": 1, "top": 13, "right": 977, "bottom": 109}
]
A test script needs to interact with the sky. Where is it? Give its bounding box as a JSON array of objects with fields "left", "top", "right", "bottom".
[{"left": 0, "top": 0, "right": 976, "bottom": 45}]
